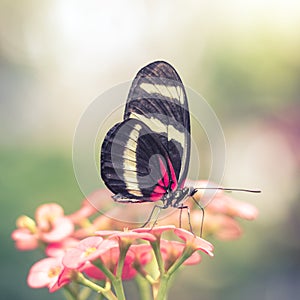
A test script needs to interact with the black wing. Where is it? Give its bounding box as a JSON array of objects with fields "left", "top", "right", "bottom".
[
  {"left": 101, "top": 61, "right": 191, "bottom": 202},
  {"left": 124, "top": 61, "right": 191, "bottom": 187},
  {"left": 101, "top": 118, "right": 180, "bottom": 202}
]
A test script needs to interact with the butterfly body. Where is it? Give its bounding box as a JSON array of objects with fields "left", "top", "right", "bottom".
[{"left": 101, "top": 61, "right": 194, "bottom": 210}]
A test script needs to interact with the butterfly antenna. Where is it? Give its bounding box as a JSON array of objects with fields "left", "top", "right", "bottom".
[
  {"left": 190, "top": 186, "right": 261, "bottom": 237},
  {"left": 193, "top": 187, "right": 261, "bottom": 194}
]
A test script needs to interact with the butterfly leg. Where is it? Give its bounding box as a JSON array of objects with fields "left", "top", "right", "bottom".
[
  {"left": 179, "top": 205, "right": 183, "bottom": 228},
  {"left": 191, "top": 196, "right": 205, "bottom": 237},
  {"left": 141, "top": 204, "right": 166, "bottom": 228},
  {"left": 178, "top": 205, "right": 193, "bottom": 234}
]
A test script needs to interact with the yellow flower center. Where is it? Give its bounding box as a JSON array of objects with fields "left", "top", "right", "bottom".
[
  {"left": 84, "top": 247, "right": 97, "bottom": 257},
  {"left": 48, "top": 266, "right": 61, "bottom": 278}
]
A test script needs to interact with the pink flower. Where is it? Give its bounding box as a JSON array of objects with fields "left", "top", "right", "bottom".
[
  {"left": 83, "top": 247, "right": 137, "bottom": 280},
  {"left": 39, "top": 217, "right": 74, "bottom": 243},
  {"left": 83, "top": 231, "right": 157, "bottom": 280},
  {"left": 11, "top": 228, "right": 39, "bottom": 251},
  {"left": 46, "top": 238, "right": 80, "bottom": 257},
  {"left": 160, "top": 239, "right": 201, "bottom": 269},
  {"left": 12, "top": 204, "right": 75, "bottom": 250},
  {"left": 173, "top": 228, "right": 214, "bottom": 256},
  {"left": 27, "top": 257, "right": 68, "bottom": 292},
  {"left": 130, "top": 244, "right": 153, "bottom": 266},
  {"left": 35, "top": 203, "right": 74, "bottom": 243},
  {"left": 35, "top": 203, "right": 64, "bottom": 226},
  {"left": 203, "top": 214, "right": 243, "bottom": 240},
  {"left": 11, "top": 215, "right": 38, "bottom": 250},
  {"left": 62, "top": 236, "right": 118, "bottom": 269},
  {"left": 205, "top": 194, "right": 259, "bottom": 220}
]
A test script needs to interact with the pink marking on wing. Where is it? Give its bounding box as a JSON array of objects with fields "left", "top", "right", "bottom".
[
  {"left": 150, "top": 157, "right": 180, "bottom": 201},
  {"left": 158, "top": 158, "right": 169, "bottom": 187},
  {"left": 150, "top": 158, "right": 169, "bottom": 201},
  {"left": 167, "top": 158, "right": 178, "bottom": 191},
  {"left": 149, "top": 192, "right": 165, "bottom": 201},
  {"left": 152, "top": 185, "right": 166, "bottom": 194}
]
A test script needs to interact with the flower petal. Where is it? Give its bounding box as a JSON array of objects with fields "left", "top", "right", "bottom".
[
  {"left": 174, "top": 228, "right": 214, "bottom": 256},
  {"left": 35, "top": 203, "right": 64, "bottom": 230},
  {"left": 62, "top": 237, "right": 117, "bottom": 269},
  {"left": 11, "top": 228, "right": 39, "bottom": 250},
  {"left": 27, "top": 257, "right": 62, "bottom": 289},
  {"left": 130, "top": 244, "right": 153, "bottom": 265},
  {"left": 46, "top": 238, "right": 80, "bottom": 257},
  {"left": 133, "top": 225, "right": 176, "bottom": 237},
  {"left": 108, "top": 231, "right": 156, "bottom": 243},
  {"left": 41, "top": 217, "right": 74, "bottom": 243}
]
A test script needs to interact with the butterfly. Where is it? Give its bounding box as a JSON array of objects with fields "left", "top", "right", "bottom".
[{"left": 100, "top": 61, "right": 260, "bottom": 227}]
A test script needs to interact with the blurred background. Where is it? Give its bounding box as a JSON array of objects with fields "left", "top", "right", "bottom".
[{"left": 1, "top": 1, "right": 300, "bottom": 299}]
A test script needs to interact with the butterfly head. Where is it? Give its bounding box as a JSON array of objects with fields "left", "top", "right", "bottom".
[{"left": 165, "top": 186, "right": 194, "bottom": 208}]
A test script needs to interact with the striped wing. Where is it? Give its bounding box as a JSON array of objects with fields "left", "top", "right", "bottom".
[
  {"left": 101, "top": 61, "right": 191, "bottom": 202},
  {"left": 101, "top": 118, "right": 179, "bottom": 202},
  {"left": 124, "top": 61, "right": 191, "bottom": 187}
]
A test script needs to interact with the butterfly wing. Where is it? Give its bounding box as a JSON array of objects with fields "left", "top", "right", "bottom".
[
  {"left": 124, "top": 61, "right": 191, "bottom": 187},
  {"left": 101, "top": 118, "right": 178, "bottom": 202},
  {"left": 101, "top": 61, "right": 191, "bottom": 202}
]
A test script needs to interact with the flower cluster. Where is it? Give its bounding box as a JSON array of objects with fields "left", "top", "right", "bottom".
[{"left": 11, "top": 181, "right": 258, "bottom": 300}]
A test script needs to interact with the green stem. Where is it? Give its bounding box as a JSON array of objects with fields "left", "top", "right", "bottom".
[
  {"left": 155, "top": 247, "right": 195, "bottom": 299},
  {"left": 155, "top": 273, "right": 170, "bottom": 300},
  {"left": 93, "top": 260, "right": 115, "bottom": 282},
  {"left": 116, "top": 243, "right": 130, "bottom": 279},
  {"left": 63, "top": 285, "right": 79, "bottom": 300},
  {"left": 112, "top": 241, "right": 131, "bottom": 300},
  {"left": 166, "top": 247, "right": 194, "bottom": 276},
  {"left": 135, "top": 265, "right": 156, "bottom": 285},
  {"left": 76, "top": 273, "right": 117, "bottom": 300},
  {"left": 79, "top": 286, "right": 92, "bottom": 300},
  {"left": 112, "top": 277, "right": 126, "bottom": 300},
  {"left": 93, "top": 254, "right": 126, "bottom": 300},
  {"left": 135, "top": 274, "right": 152, "bottom": 300},
  {"left": 151, "top": 240, "right": 165, "bottom": 275}
]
